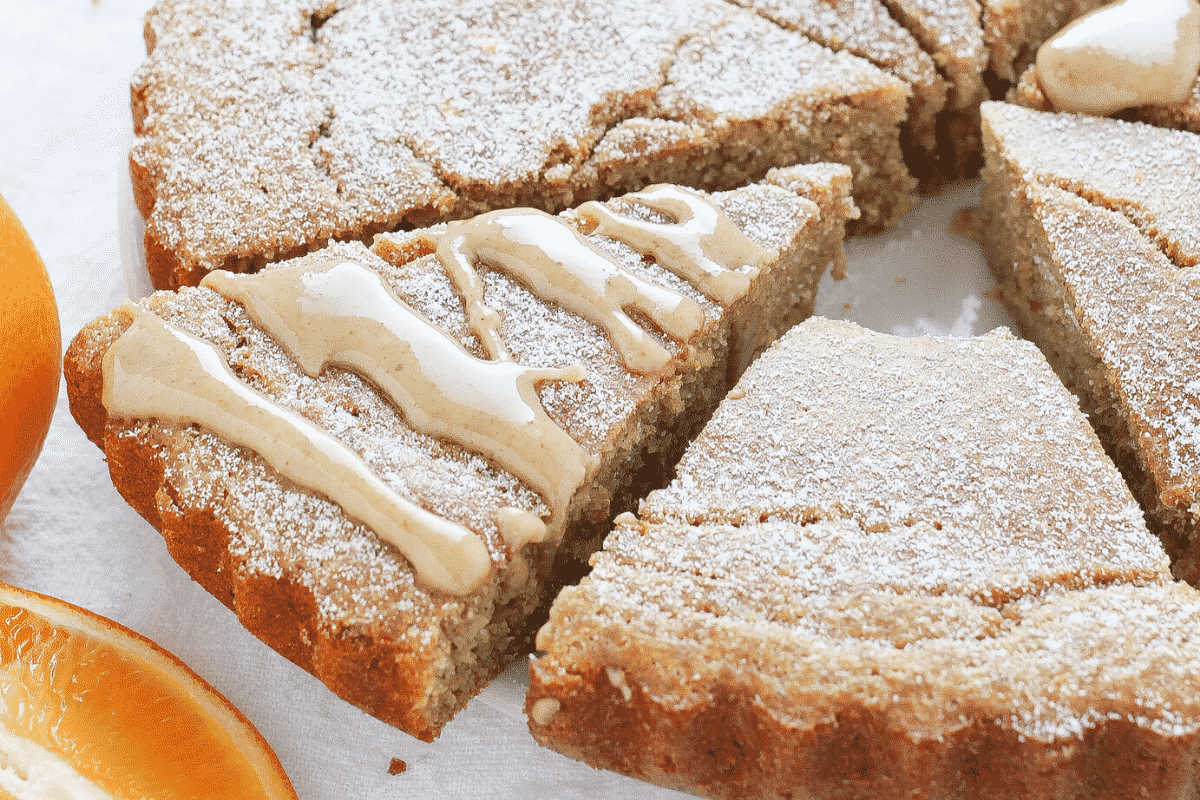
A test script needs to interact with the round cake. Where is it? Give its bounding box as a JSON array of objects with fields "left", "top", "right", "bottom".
[{"left": 64, "top": 0, "right": 1200, "bottom": 795}]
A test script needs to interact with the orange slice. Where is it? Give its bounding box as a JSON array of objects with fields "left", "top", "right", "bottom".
[{"left": 0, "top": 583, "right": 297, "bottom": 800}]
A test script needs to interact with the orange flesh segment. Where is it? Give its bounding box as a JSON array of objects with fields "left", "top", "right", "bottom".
[{"left": 0, "top": 587, "right": 295, "bottom": 800}]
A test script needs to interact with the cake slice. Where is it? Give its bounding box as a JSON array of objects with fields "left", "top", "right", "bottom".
[
  {"left": 979, "top": 101, "right": 1200, "bottom": 582},
  {"left": 883, "top": 0, "right": 987, "bottom": 109},
  {"left": 877, "top": 0, "right": 990, "bottom": 180},
  {"left": 528, "top": 317, "right": 1198, "bottom": 799},
  {"left": 130, "top": 0, "right": 910, "bottom": 290},
  {"left": 65, "top": 167, "right": 854, "bottom": 741}
]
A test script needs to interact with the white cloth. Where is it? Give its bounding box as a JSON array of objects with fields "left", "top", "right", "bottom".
[{"left": 0, "top": 1, "right": 1009, "bottom": 796}]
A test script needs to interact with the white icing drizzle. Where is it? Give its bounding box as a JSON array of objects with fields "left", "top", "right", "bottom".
[
  {"left": 496, "top": 507, "right": 553, "bottom": 554},
  {"left": 202, "top": 261, "right": 592, "bottom": 542},
  {"left": 430, "top": 208, "right": 707, "bottom": 377},
  {"left": 1036, "top": 0, "right": 1200, "bottom": 116},
  {"left": 107, "top": 189, "right": 760, "bottom": 593},
  {"left": 576, "top": 184, "right": 774, "bottom": 306},
  {"left": 101, "top": 307, "right": 492, "bottom": 596}
]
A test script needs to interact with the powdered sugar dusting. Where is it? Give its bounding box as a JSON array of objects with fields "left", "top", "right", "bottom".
[
  {"left": 982, "top": 102, "right": 1200, "bottom": 265},
  {"left": 881, "top": 0, "right": 988, "bottom": 109},
  {"left": 643, "top": 319, "right": 1162, "bottom": 596},
  {"left": 133, "top": 0, "right": 453, "bottom": 269},
  {"left": 728, "top": 0, "right": 939, "bottom": 90},
  {"left": 130, "top": 0, "right": 906, "bottom": 285},
  {"left": 1029, "top": 185, "right": 1200, "bottom": 503},
  {"left": 311, "top": 0, "right": 724, "bottom": 189},
  {"left": 658, "top": 10, "right": 903, "bottom": 123},
  {"left": 727, "top": 0, "right": 946, "bottom": 153},
  {"left": 981, "top": 101, "right": 1200, "bottom": 535},
  {"left": 539, "top": 318, "right": 1200, "bottom": 746}
]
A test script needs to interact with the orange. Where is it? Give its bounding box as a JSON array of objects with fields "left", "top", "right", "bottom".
[
  {"left": 0, "top": 194, "right": 61, "bottom": 522},
  {"left": 0, "top": 582, "right": 298, "bottom": 799}
]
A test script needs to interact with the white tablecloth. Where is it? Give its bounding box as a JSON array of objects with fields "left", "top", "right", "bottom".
[{"left": 0, "top": 2, "right": 1013, "bottom": 796}]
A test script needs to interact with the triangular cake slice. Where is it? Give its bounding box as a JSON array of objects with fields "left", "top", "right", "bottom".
[
  {"left": 883, "top": 0, "right": 987, "bottom": 111},
  {"left": 65, "top": 166, "right": 854, "bottom": 741},
  {"left": 980, "top": 101, "right": 1200, "bottom": 582},
  {"left": 130, "top": 0, "right": 911, "bottom": 289},
  {"left": 529, "top": 317, "right": 1200, "bottom": 798},
  {"left": 879, "top": 0, "right": 990, "bottom": 178},
  {"left": 746, "top": 0, "right": 992, "bottom": 180}
]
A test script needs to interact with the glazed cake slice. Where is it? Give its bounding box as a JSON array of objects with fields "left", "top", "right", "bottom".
[
  {"left": 528, "top": 317, "right": 1200, "bottom": 800},
  {"left": 130, "top": 0, "right": 911, "bottom": 289},
  {"left": 1010, "top": 66, "right": 1200, "bottom": 135},
  {"left": 65, "top": 167, "right": 854, "bottom": 741},
  {"left": 979, "top": 101, "right": 1200, "bottom": 583}
]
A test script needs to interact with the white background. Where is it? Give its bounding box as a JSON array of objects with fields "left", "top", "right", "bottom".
[{"left": 0, "top": 1, "right": 1014, "bottom": 796}]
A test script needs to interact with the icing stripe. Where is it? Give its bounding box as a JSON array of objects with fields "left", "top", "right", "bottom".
[
  {"left": 576, "top": 184, "right": 773, "bottom": 306},
  {"left": 106, "top": 188, "right": 763, "bottom": 592},
  {"left": 203, "top": 261, "right": 592, "bottom": 531},
  {"left": 433, "top": 208, "right": 706, "bottom": 377},
  {"left": 102, "top": 308, "right": 492, "bottom": 595}
]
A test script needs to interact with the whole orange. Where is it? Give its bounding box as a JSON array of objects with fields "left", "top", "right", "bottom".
[{"left": 0, "top": 194, "right": 60, "bottom": 522}]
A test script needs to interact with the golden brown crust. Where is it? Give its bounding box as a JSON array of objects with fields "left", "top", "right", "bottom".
[{"left": 531, "top": 660, "right": 1200, "bottom": 800}]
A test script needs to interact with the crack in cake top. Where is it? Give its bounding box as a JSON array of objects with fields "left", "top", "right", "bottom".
[{"left": 129, "top": 0, "right": 904, "bottom": 287}]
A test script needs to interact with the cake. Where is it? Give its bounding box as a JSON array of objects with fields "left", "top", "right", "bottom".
[
  {"left": 87, "top": 0, "right": 1200, "bottom": 774},
  {"left": 979, "top": 0, "right": 1110, "bottom": 83},
  {"left": 528, "top": 317, "right": 1200, "bottom": 799},
  {"left": 979, "top": 101, "right": 1200, "bottom": 583},
  {"left": 129, "top": 0, "right": 912, "bottom": 290},
  {"left": 65, "top": 167, "right": 855, "bottom": 741},
  {"left": 127, "top": 0, "right": 1128, "bottom": 292},
  {"left": 723, "top": 0, "right": 948, "bottom": 180},
  {"left": 878, "top": 0, "right": 990, "bottom": 177}
]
